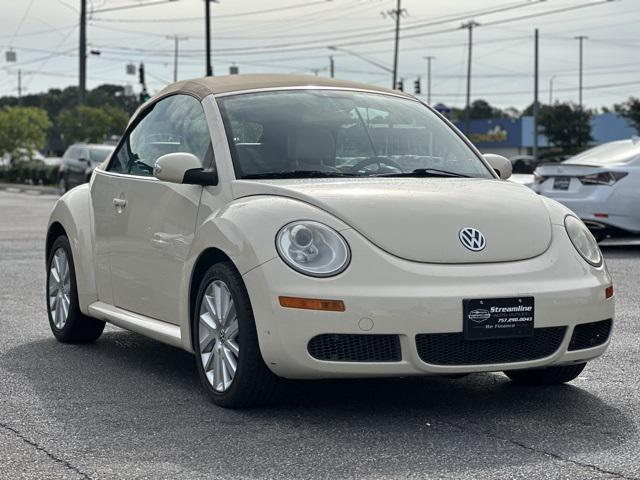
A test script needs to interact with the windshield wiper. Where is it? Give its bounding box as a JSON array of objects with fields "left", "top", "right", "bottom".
[
  {"left": 373, "top": 168, "right": 470, "bottom": 178},
  {"left": 241, "top": 170, "right": 359, "bottom": 179}
]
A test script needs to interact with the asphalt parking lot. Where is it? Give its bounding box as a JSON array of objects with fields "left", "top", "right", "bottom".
[{"left": 0, "top": 189, "right": 639, "bottom": 480}]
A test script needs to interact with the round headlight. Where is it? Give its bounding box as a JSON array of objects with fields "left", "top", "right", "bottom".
[
  {"left": 564, "top": 215, "right": 603, "bottom": 267},
  {"left": 276, "top": 221, "right": 351, "bottom": 277}
]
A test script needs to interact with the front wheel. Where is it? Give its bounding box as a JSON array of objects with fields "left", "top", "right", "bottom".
[
  {"left": 504, "top": 363, "right": 586, "bottom": 385},
  {"left": 46, "top": 235, "right": 105, "bottom": 342},
  {"left": 194, "top": 262, "right": 281, "bottom": 408}
]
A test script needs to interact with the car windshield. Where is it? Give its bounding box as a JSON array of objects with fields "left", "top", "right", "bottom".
[
  {"left": 89, "top": 147, "right": 114, "bottom": 163},
  {"left": 217, "top": 90, "right": 493, "bottom": 180}
]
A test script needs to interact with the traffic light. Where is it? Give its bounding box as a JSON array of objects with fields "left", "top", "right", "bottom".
[
  {"left": 138, "top": 63, "right": 146, "bottom": 86},
  {"left": 396, "top": 79, "right": 404, "bottom": 91},
  {"left": 139, "top": 88, "right": 150, "bottom": 103},
  {"left": 414, "top": 78, "right": 421, "bottom": 95}
]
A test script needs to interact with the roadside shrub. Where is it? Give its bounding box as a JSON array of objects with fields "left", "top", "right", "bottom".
[{"left": 0, "top": 162, "right": 59, "bottom": 185}]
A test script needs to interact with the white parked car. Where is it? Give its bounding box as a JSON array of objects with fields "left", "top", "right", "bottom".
[
  {"left": 533, "top": 139, "right": 640, "bottom": 241},
  {"left": 46, "top": 75, "right": 614, "bottom": 408}
]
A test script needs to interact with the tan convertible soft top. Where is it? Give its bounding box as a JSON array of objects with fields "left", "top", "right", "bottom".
[{"left": 154, "top": 74, "right": 412, "bottom": 101}]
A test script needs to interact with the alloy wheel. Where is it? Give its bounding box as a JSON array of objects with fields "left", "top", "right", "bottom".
[
  {"left": 48, "top": 247, "right": 71, "bottom": 329},
  {"left": 198, "top": 280, "right": 240, "bottom": 392}
]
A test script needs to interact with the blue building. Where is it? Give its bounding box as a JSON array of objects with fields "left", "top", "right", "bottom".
[{"left": 453, "top": 113, "right": 636, "bottom": 158}]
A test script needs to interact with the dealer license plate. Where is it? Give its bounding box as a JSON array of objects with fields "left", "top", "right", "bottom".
[{"left": 463, "top": 297, "right": 535, "bottom": 341}]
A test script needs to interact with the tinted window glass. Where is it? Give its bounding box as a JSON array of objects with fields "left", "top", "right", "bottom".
[
  {"left": 218, "top": 90, "right": 492, "bottom": 179},
  {"left": 109, "top": 95, "right": 211, "bottom": 176}
]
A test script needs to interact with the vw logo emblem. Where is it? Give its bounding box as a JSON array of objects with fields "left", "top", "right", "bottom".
[{"left": 459, "top": 227, "right": 486, "bottom": 252}]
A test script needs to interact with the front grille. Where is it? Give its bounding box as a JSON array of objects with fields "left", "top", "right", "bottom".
[
  {"left": 569, "top": 319, "right": 612, "bottom": 351},
  {"left": 415, "top": 327, "right": 566, "bottom": 366},
  {"left": 308, "top": 334, "right": 401, "bottom": 362}
]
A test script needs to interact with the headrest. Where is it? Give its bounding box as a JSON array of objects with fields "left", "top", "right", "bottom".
[{"left": 287, "top": 127, "right": 336, "bottom": 168}]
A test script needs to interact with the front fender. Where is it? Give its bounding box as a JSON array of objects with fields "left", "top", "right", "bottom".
[
  {"left": 190, "top": 194, "right": 352, "bottom": 276},
  {"left": 47, "top": 185, "right": 97, "bottom": 313},
  {"left": 180, "top": 194, "right": 351, "bottom": 352}
]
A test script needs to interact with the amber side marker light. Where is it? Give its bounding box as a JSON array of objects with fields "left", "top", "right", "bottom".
[
  {"left": 279, "top": 296, "right": 345, "bottom": 312},
  {"left": 605, "top": 285, "right": 614, "bottom": 299}
]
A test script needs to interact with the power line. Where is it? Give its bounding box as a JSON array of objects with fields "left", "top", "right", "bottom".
[
  {"left": 174, "top": 0, "right": 615, "bottom": 58},
  {"left": 7, "top": 0, "right": 37, "bottom": 47},
  {"left": 90, "top": 0, "right": 180, "bottom": 15}
]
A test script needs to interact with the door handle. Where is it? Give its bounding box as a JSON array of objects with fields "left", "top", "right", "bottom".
[{"left": 112, "top": 198, "right": 127, "bottom": 211}]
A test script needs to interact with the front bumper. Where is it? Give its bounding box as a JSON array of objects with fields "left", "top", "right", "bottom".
[{"left": 243, "top": 226, "right": 614, "bottom": 379}]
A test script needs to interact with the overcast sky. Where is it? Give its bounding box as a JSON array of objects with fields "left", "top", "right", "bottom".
[{"left": 0, "top": 0, "right": 636, "bottom": 110}]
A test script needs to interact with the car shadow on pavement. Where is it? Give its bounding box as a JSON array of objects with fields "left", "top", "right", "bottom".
[{"left": 2, "top": 329, "right": 635, "bottom": 477}]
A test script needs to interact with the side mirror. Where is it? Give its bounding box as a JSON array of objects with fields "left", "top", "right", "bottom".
[
  {"left": 483, "top": 153, "right": 512, "bottom": 180},
  {"left": 154, "top": 152, "right": 218, "bottom": 186},
  {"left": 79, "top": 157, "right": 89, "bottom": 163}
]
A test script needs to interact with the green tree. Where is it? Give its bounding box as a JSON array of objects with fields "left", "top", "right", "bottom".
[
  {"left": 614, "top": 97, "right": 640, "bottom": 134},
  {"left": 538, "top": 103, "right": 593, "bottom": 155},
  {"left": 469, "top": 99, "right": 506, "bottom": 119},
  {"left": 57, "top": 104, "right": 128, "bottom": 146},
  {"left": 0, "top": 106, "right": 52, "bottom": 160},
  {"left": 451, "top": 99, "right": 506, "bottom": 121}
]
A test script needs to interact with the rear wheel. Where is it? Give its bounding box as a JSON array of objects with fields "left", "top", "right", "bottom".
[
  {"left": 47, "top": 235, "right": 105, "bottom": 343},
  {"left": 193, "top": 262, "right": 281, "bottom": 408},
  {"left": 504, "top": 363, "right": 586, "bottom": 385}
]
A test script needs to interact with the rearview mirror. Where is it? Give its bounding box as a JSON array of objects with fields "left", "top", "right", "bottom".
[
  {"left": 154, "top": 152, "right": 218, "bottom": 186},
  {"left": 483, "top": 154, "right": 512, "bottom": 180}
]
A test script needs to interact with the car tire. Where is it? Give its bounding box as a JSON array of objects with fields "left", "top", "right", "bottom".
[
  {"left": 504, "top": 363, "right": 587, "bottom": 385},
  {"left": 46, "top": 235, "right": 105, "bottom": 343},
  {"left": 193, "top": 261, "right": 282, "bottom": 408}
]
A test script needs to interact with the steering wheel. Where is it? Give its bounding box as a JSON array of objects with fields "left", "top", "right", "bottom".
[{"left": 349, "top": 156, "right": 403, "bottom": 174}]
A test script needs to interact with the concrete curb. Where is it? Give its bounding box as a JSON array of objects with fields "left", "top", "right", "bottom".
[{"left": 0, "top": 182, "right": 60, "bottom": 196}]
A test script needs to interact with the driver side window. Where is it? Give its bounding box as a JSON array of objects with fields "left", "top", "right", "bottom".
[{"left": 109, "top": 94, "right": 212, "bottom": 177}]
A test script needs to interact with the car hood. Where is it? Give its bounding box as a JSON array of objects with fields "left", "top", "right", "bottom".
[{"left": 231, "top": 178, "right": 552, "bottom": 264}]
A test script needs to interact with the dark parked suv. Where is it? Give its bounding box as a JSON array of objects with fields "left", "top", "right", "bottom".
[{"left": 59, "top": 143, "right": 114, "bottom": 192}]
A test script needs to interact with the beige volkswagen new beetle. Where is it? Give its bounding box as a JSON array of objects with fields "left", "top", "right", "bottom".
[{"left": 46, "top": 75, "right": 614, "bottom": 408}]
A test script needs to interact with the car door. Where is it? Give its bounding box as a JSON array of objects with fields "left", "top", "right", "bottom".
[{"left": 94, "top": 94, "right": 214, "bottom": 323}]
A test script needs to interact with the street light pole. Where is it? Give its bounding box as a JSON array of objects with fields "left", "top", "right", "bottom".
[
  {"left": 575, "top": 35, "right": 588, "bottom": 109},
  {"left": 462, "top": 20, "right": 479, "bottom": 135},
  {"left": 329, "top": 56, "right": 335, "bottom": 78},
  {"left": 424, "top": 56, "right": 435, "bottom": 104},
  {"left": 167, "top": 35, "right": 188, "bottom": 82}
]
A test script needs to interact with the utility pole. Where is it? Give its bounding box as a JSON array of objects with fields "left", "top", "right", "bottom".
[
  {"left": 533, "top": 29, "right": 539, "bottom": 164},
  {"left": 167, "top": 35, "right": 188, "bottom": 82},
  {"left": 17, "top": 70, "right": 22, "bottom": 105},
  {"left": 205, "top": 0, "right": 217, "bottom": 76},
  {"left": 424, "top": 56, "right": 435, "bottom": 104},
  {"left": 575, "top": 35, "right": 588, "bottom": 109},
  {"left": 329, "top": 56, "right": 335, "bottom": 78},
  {"left": 549, "top": 75, "right": 556, "bottom": 104},
  {"left": 462, "top": 20, "right": 479, "bottom": 135},
  {"left": 79, "top": 0, "right": 87, "bottom": 104},
  {"left": 386, "top": 0, "right": 404, "bottom": 89}
]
